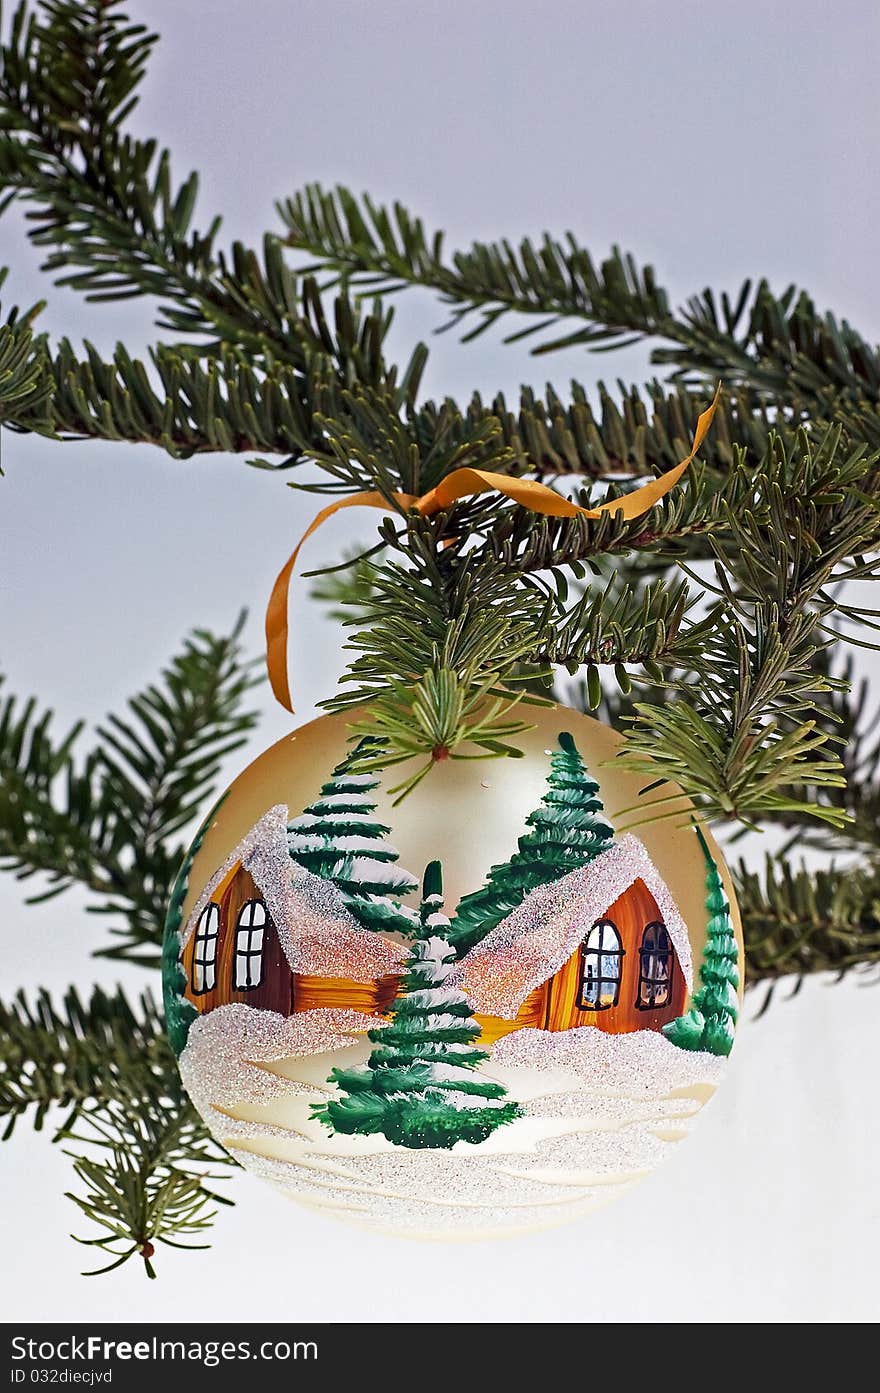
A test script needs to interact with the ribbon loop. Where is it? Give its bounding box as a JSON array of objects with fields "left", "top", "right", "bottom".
[{"left": 266, "top": 384, "right": 722, "bottom": 712}]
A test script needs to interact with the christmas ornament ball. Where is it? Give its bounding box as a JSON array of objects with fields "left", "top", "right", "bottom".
[{"left": 163, "top": 704, "right": 742, "bottom": 1239}]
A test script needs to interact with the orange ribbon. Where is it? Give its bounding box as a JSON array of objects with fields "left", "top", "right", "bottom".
[{"left": 266, "top": 384, "right": 722, "bottom": 711}]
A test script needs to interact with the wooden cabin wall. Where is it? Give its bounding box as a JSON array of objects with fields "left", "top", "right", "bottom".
[
  {"left": 545, "top": 877, "right": 686, "bottom": 1034},
  {"left": 292, "top": 972, "right": 400, "bottom": 1015},
  {"left": 183, "top": 863, "right": 294, "bottom": 1015}
]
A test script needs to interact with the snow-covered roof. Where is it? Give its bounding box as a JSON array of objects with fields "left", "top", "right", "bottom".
[
  {"left": 451, "top": 834, "right": 693, "bottom": 1018},
  {"left": 181, "top": 805, "right": 407, "bottom": 981}
]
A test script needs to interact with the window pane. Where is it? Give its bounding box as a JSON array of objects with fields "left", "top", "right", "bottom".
[
  {"left": 637, "top": 922, "right": 671, "bottom": 1008},
  {"left": 234, "top": 900, "right": 265, "bottom": 990},
  {"left": 192, "top": 904, "right": 220, "bottom": 993},
  {"left": 580, "top": 920, "right": 623, "bottom": 1010},
  {"left": 239, "top": 900, "right": 267, "bottom": 929}
]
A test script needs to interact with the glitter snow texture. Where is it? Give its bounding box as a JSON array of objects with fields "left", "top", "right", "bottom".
[{"left": 179, "top": 1002, "right": 727, "bottom": 1238}]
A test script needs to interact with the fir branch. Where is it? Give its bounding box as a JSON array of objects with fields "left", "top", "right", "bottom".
[
  {"left": 0, "top": 0, "right": 428, "bottom": 455},
  {"left": 0, "top": 984, "right": 168, "bottom": 1137},
  {"left": 1, "top": 304, "right": 429, "bottom": 464},
  {"left": 323, "top": 520, "right": 553, "bottom": 712},
  {"left": 281, "top": 184, "right": 880, "bottom": 439},
  {"left": 616, "top": 429, "right": 880, "bottom": 825},
  {"left": 0, "top": 615, "right": 261, "bottom": 965},
  {"left": 280, "top": 182, "right": 675, "bottom": 350},
  {"left": 0, "top": 0, "right": 294, "bottom": 358},
  {"left": 736, "top": 858, "right": 880, "bottom": 984},
  {"left": 63, "top": 1096, "right": 231, "bottom": 1279},
  {"left": 0, "top": 984, "right": 233, "bottom": 1277},
  {"left": 536, "top": 574, "right": 710, "bottom": 677},
  {"left": 481, "top": 444, "right": 756, "bottom": 576},
  {"left": 738, "top": 652, "right": 880, "bottom": 857},
  {"left": 484, "top": 377, "right": 780, "bottom": 480},
  {"left": 0, "top": 270, "right": 48, "bottom": 432}
]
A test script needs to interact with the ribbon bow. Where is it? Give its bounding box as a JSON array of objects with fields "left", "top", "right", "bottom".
[{"left": 266, "top": 384, "right": 722, "bottom": 711}]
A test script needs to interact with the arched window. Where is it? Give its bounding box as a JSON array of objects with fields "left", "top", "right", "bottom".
[
  {"left": 637, "top": 922, "right": 673, "bottom": 1008},
  {"left": 579, "top": 919, "right": 624, "bottom": 1010},
  {"left": 192, "top": 903, "right": 220, "bottom": 993},
  {"left": 234, "top": 900, "right": 267, "bottom": 990}
]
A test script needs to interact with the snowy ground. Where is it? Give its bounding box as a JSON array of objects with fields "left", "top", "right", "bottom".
[{"left": 180, "top": 1006, "right": 728, "bottom": 1238}]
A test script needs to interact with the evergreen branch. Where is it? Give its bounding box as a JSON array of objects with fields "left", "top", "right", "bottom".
[
  {"left": 318, "top": 426, "right": 880, "bottom": 802},
  {"left": 63, "top": 1097, "right": 231, "bottom": 1279},
  {"left": 0, "top": 0, "right": 289, "bottom": 357},
  {"left": 0, "top": 0, "right": 429, "bottom": 428},
  {"left": 0, "top": 985, "right": 168, "bottom": 1136},
  {"left": 280, "top": 182, "right": 675, "bottom": 349},
  {"left": 0, "top": 984, "right": 233, "bottom": 1277},
  {"left": 1, "top": 311, "right": 429, "bottom": 463},
  {"left": 536, "top": 574, "right": 709, "bottom": 677},
  {"left": 0, "top": 615, "right": 261, "bottom": 965},
  {"left": 484, "top": 377, "right": 780, "bottom": 479},
  {"left": 0, "top": 295, "right": 786, "bottom": 495},
  {"left": 322, "top": 521, "right": 553, "bottom": 715},
  {"left": 8, "top": 336, "right": 327, "bottom": 457},
  {"left": 297, "top": 381, "right": 514, "bottom": 495},
  {"left": 281, "top": 184, "right": 880, "bottom": 438},
  {"left": 0, "top": 269, "right": 48, "bottom": 433},
  {"left": 736, "top": 858, "right": 880, "bottom": 983},
  {"left": 481, "top": 449, "right": 754, "bottom": 574},
  {"left": 736, "top": 652, "right": 880, "bottom": 857},
  {"left": 616, "top": 429, "right": 880, "bottom": 825}
]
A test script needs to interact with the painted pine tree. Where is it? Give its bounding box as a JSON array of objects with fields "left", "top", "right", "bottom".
[
  {"left": 287, "top": 736, "right": 420, "bottom": 935},
  {"left": 312, "top": 862, "right": 522, "bottom": 1149},
  {"left": 663, "top": 828, "right": 740, "bottom": 1056},
  {"left": 450, "top": 731, "right": 615, "bottom": 953}
]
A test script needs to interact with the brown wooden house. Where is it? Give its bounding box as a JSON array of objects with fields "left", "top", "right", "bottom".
[
  {"left": 180, "top": 806, "right": 406, "bottom": 1019},
  {"left": 452, "top": 834, "right": 692, "bottom": 1044}
]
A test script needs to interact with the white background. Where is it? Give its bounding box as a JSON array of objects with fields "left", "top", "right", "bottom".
[{"left": 1, "top": 0, "right": 878, "bottom": 1322}]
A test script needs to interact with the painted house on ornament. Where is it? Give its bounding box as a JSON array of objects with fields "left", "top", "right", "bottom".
[
  {"left": 451, "top": 834, "right": 691, "bottom": 1043},
  {"left": 180, "top": 806, "right": 409, "bottom": 1018}
]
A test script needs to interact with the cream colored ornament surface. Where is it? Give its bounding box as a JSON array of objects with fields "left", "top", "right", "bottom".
[{"left": 164, "top": 705, "right": 742, "bottom": 1238}]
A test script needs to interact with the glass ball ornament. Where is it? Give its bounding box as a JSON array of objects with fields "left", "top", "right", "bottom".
[{"left": 163, "top": 703, "right": 742, "bottom": 1238}]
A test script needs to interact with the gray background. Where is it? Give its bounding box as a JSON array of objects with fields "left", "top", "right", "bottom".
[{"left": 1, "top": 0, "right": 878, "bottom": 1322}]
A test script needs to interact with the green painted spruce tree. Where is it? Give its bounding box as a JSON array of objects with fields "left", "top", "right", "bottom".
[
  {"left": 287, "top": 737, "right": 420, "bottom": 935},
  {"left": 451, "top": 732, "right": 615, "bottom": 953},
  {"left": 313, "top": 861, "right": 522, "bottom": 1148},
  {"left": 663, "top": 829, "right": 740, "bottom": 1056}
]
